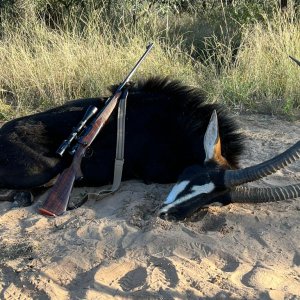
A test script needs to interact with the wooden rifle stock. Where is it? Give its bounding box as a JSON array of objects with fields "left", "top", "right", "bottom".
[
  {"left": 39, "top": 91, "right": 122, "bottom": 216},
  {"left": 39, "top": 166, "right": 76, "bottom": 216}
]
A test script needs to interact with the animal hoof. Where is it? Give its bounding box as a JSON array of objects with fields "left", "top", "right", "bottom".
[
  {"left": 0, "top": 189, "right": 16, "bottom": 201},
  {"left": 11, "top": 191, "right": 33, "bottom": 208}
]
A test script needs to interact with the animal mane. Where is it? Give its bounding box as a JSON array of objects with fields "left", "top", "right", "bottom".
[{"left": 130, "top": 76, "right": 245, "bottom": 168}]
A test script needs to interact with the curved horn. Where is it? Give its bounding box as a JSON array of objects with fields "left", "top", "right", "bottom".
[
  {"left": 224, "top": 141, "right": 300, "bottom": 187},
  {"left": 230, "top": 184, "right": 300, "bottom": 203}
]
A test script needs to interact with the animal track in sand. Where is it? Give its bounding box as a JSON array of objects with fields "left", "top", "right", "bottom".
[
  {"left": 221, "top": 257, "right": 240, "bottom": 273},
  {"left": 94, "top": 260, "right": 140, "bottom": 292},
  {"left": 226, "top": 260, "right": 298, "bottom": 298},
  {"left": 148, "top": 256, "right": 179, "bottom": 290},
  {"left": 209, "top": 252, "right": 240, "bottom": 273},
  {"left": 93, "top": 256, "right": 179, "bottom": 297},
  {"left": 173, "top": 237, "right": 212, "bottom": 262},
  {"left": 198, "top": 212, "right": 228, "bottom": 233},
  {"left": 118, "top": 266, "right": 147, "bottom": 291},
  {"left": 240, "top": 263, "right": 300, "bottom": 295}
]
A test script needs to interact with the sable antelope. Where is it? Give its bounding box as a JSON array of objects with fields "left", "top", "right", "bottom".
[
  {"left": 158, "top": 110, "right": 300, "bottom": 220},
  {"left": 0, "top": 77, "right": 244, "bottom": 207},
  {"left": 0, "top": 77, "right": 298, "bottom": 217}
]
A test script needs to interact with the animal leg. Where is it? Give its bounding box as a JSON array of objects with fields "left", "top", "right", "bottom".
[{"left": 0, "top": 189, "right": 33, "bottom": 207}]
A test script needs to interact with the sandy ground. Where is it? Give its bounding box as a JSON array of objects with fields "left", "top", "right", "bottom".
[{"left": 0, "top": 114, "right": 299, "bottom": 300}]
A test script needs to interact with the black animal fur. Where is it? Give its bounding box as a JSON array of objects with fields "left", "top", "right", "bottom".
[{"left": 0, "top": 77, "right": 244, "bottom": 190}]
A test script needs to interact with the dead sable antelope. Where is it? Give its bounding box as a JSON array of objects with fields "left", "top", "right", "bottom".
[
  {"left": 158, "top": 111, "right": 300, "bottom": 220},
  {"left": 0, "top": 77, "right": 299, "bottom": 219}
]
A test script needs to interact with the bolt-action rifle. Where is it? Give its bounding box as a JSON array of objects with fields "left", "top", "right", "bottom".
[{"left": 39, "top": 43, "right": 154, "bottom": 216}]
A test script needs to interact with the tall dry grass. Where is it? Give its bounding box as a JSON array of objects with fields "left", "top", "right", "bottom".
[
  {"left": 0, "top": 3, "right": 299, "bottom": 119},
  {"left": 202, "top": 9, "right": 300, "bottom": 115},
  {"left": 0, "top": 18, "right": 198, "bottom": 117}
]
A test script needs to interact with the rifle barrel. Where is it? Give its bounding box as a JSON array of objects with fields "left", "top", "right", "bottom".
[
  {"left": 117, "top": 43, "right": 154, "bottom": 92},
  {"left": 289, "top": 55, "right": 300, "bottom": 67}
]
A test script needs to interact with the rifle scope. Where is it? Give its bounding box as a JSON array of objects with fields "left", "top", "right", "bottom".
[{"left": 56, "top": 105, "right": 98, "bottom": 156}]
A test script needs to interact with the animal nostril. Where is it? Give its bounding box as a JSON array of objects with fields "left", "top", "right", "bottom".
[{"left": 158, "top": 211, "right": 167, "bottom": 220}]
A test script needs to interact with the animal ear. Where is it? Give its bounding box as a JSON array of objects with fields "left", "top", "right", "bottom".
[{"left": 204, "top": 110, "right": 230, "bottom": 168}]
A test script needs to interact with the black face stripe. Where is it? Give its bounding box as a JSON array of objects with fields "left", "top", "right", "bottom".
[{"left": 160, "top": 182, "right": 216, "bottom": 214}]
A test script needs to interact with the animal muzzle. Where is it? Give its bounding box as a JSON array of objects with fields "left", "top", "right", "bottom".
[
  {"left": 157, "top": 204, "right": 180, "bottom": 221},
  {"left": 157, "top": 204, "right": 192, "bottom": 221},
  {"left": 158, "top": 211, "right": 174, "bottom": 221}
]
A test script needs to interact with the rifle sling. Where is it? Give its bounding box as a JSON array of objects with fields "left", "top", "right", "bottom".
[{"left": 86, "top": 89, "right": 128, "bottom": 200}]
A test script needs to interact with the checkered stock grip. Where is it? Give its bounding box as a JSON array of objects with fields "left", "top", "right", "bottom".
[{"left": 39, "top": 166, "right": 76, "bottom": 216}]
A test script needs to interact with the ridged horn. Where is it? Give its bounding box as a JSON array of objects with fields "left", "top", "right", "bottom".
[
  {"left": 224, "top": 141, "right": 300, "bottom": 187},
  {"left": 230, "top": 184, "right": 300, "bottom": 203}
]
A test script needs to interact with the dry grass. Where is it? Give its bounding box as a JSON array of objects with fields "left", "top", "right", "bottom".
[
  {"left": 0, "top": 18, "right": 199, "bottom": 118},
  {"left": 0, "top": 4, "right": 299, "bottom": 119},
  {"left": 209, "top": 9, "right": 300, "bottom": 115}
]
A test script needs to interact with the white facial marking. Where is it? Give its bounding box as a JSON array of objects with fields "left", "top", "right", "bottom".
[
  {"left": 160, "top": 182, "right": 215, "bottom": 214},
  {"left": 164, "top": 181, "right": 190, "bottom": 204}
]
